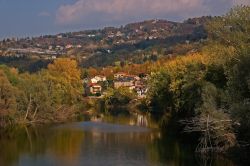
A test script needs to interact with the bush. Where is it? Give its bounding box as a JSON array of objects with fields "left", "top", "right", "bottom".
[{"left": 104, "top": 88, "right": 136, "bottom": 106}]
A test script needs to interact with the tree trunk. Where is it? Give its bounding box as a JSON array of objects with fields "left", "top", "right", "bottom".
[
  {"left": 32, "top": 106, "right": 38, "bottom": 120},
  {"left": 24, "top": 94, "right": 32, "bottom": 120}
]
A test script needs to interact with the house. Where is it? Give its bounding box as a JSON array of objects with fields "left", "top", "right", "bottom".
[
  {"left": 114, "top": 77, "right": 135, "bottom": 89},
  {"left": 148, "top": 36, "right": 154, "bottom": 40},
  {"left": 114, "top": 72, "right": 141, "bottom": 89},
  {"left": 88, "top": 34, "right": 96, "bottom": 37},
  {"left": 116, "top": 31, "right": 124, "bottom": 37},
  {"left": 129, "top": 75, "right": 140, "bottom": 81},
  {"left": 135, "top": 85, "right": 147, "bottom": 97},
  {"left": 134, "top": 79, "right": 147, "bottom": 97},
  {"left": 90, "top": 84, "right": 102, "bottom": 95},
  {"left": 114, "top": 76, "right": 148, "bottom": 96},
  {"left": 91, "top": 75, "right": 107, "bottom": 84},
  {"left": 107, "top": 49, "right": 111, "bottom": 53},
  {"left": 113, "top": 72, "right": 148, "bottom": 97},
  {"left": 114, "top": 72, "right": 127, "bottom": 79},
  {"left": 66, "top": 44, "right": 73, "bottom": 49},
  {"left": 56, "top": 45, "right": 64, "bottom": 50},
  {"left": 114, "top": 73, "right": 136, "bottom": 89}
]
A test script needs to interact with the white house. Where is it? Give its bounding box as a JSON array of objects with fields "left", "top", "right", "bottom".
[
  {"left": 90, "top": 84, "right": 102, "bottom": 95},
  {"left": 66, "top": 44, "right": 73, "bottom": 49},
  {"left": 91, "top": 75, "right": 107, "bottom": 84}
]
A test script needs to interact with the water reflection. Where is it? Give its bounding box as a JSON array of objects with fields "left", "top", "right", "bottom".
[
  {"left": 91, "top": 113, "right": 157, "bottom": 128},
  {"left": 0, "top": 116, "right": 237, "bottom": 166},
  {"left": 136, "top": 114, "right": 148, "bottom": 126}
]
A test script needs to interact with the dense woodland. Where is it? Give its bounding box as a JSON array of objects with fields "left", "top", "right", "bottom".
[
  {"left": 0, "top": 6, "right": 250, "bottom": 155},
  {"left": 146, "top": 6, "right": 250, "bottom": 153}
]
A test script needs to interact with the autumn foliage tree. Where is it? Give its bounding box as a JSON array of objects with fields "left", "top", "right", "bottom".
[
  {"left": 46, "top": 58, "right": 83, "bottom": 105},
  {"left": 0, "top": 58, "right": 83, "bottom": 126},
  {"left": 0, "top": 70, "right": 17, "bottom": 127}
]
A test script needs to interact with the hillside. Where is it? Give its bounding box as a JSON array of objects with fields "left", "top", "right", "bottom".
[{"left": 0, "top": 17, "right": 211, "bottom": 71}]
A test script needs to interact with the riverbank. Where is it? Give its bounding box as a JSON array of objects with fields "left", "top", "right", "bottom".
[
  {"left": 0, "top": 106, "right": 85, "bottom": 129},
  {"left": 1, "top": 115, "right": 247, "bottom": 166}
]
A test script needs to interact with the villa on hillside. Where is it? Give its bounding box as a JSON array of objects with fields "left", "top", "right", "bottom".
[
  {"left": 114, "top": 72, "right": 128, "bottom": 79},
  {"left": 91, "top": 75, "right": 107, "bottom": 84},
  {"left": 89, "top": 83, "right": 102, "bottom": 95},
  {"left": 113, "top": 73, "right": 148, "bottom": 97},
  {"left": 85, "top": 75, "right": 107, "bottom": 96},
  {"left": 114, "top": 73, "right": 137, "bottom": 89},
  {"left": 114, "top": 77, "right": 135, "bottom": 90}
]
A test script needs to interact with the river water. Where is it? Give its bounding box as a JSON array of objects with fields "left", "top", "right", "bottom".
[{"left": 0, "top": 115, "right": 237, "bottom": 166}]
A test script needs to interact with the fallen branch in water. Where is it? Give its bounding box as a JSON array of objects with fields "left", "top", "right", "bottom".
[{"left": 180, "top": 114, "right": 236, "bottom": 154}]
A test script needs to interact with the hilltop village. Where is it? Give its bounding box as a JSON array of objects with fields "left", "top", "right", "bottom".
[
  {"left": 0, "top": 18, "right": 209, "bottom": 71},
  {"left": 84, "top": 72, "right": 148, "bottom": 98}
]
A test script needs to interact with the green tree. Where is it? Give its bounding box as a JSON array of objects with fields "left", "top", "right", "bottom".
[
  {"left": 104, "top": 88, "right": 136, "bottom": 107},
  {"left": 147, "top": 70, "right": 173, "bottom": 112}
]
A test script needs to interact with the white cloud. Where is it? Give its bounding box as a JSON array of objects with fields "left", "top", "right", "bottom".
[
  {"left": 55, "top": 0, "right": 247, "bottom": 25},
  {"left": 56, "top": 0, "right": 207, "bottom": 25}
]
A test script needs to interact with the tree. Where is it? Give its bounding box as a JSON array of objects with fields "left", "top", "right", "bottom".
[
  {"left": 202, "top": 6, "right": 250, "bottom": 144},
  {"left": 180, "top": 83, "right": 236, "bottom": 153},
  {"left": 206, "top": 6, "right": 250, "bottom": 49},
  {"left": 0, "top": 70, "right": 17, "bottom": 127},
  {"left": 180, "top": 114, "right": 236, "bottom": 153},
  {"left": 48, "top": 58, "right": 81, "bottom": 84},
  {"left": 104, "top": 88, "right": 136, "bottom": 107},
  {"left": 46, "top": 58, "right": 83, "bottom": 105},
  {"left": 205, "top": 64, "right": 227, "bottom": 89},
  {"left": 17, "top": 73, "right": 51, "bottom": 121},
  {"left": 147, "top": 70, "right": 173, "bottom": 112},
  {"left": 205, "top": 6, "right": 250, "bottom": 142}
]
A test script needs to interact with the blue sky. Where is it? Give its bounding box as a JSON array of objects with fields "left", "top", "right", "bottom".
[{"left": 0, "top": 0, "right": 249, "bottom": 39}]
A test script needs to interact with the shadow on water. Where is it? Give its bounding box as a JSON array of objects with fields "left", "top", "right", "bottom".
[{"left": 0, "top": 114, "right": 239, "bottom": 166}]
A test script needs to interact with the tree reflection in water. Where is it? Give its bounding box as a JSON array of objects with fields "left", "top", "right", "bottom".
[{"left": 0, "top": 115, "right": 237, "bottom": 166}]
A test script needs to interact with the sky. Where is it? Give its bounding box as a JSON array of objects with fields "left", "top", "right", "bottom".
[{"left": 0, "top": 0, "right": 249, "bottom": 39}]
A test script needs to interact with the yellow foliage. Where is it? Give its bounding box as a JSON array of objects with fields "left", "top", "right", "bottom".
[
  {"left": 85, "top": 52, "right": 209, "bottom": 78},
  {"left": 48, "top": 58, "right": 81, "bottom": 84}
]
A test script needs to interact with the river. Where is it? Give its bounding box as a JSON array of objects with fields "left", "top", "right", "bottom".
[{"left": 0, "top": 115, "right": 237, "bottom": 166}]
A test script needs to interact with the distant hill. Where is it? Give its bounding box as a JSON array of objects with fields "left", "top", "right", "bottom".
[{"left": 0, "top": 16, "right": 211, "bottom": 71}]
